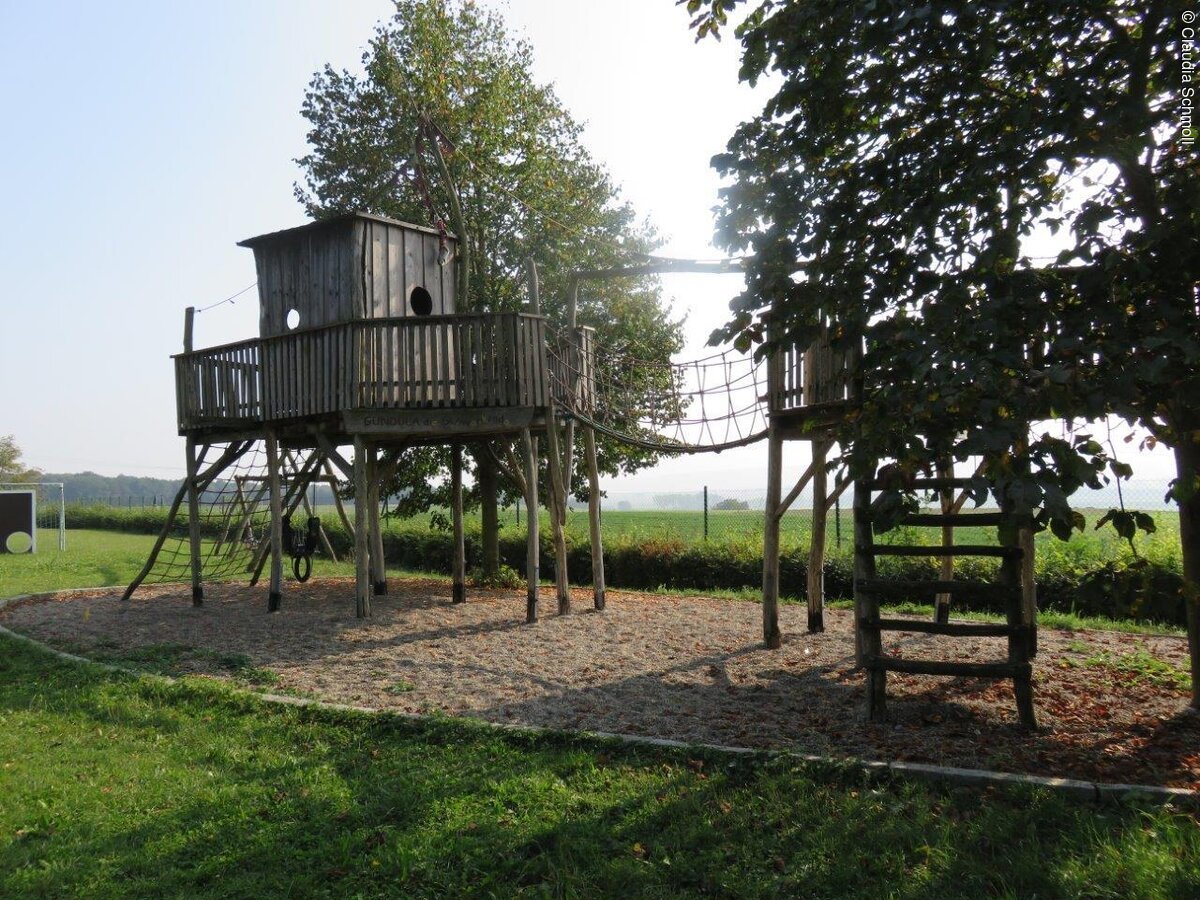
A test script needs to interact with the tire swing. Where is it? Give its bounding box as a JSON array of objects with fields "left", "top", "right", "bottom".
[{"left": 282, "top": 514, "right": 321, "bottom": 583}]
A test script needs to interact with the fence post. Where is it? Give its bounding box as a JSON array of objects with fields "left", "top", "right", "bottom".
[{"left": 703, "top": 485, "right": 709, "bottom": 542}]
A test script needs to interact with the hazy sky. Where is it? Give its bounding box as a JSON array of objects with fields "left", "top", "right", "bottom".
[{"left": 0, "top": 1, "right": 1174, "bottom": 499}]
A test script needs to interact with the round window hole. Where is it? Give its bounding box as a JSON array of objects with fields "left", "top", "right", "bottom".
[
  {"left": 285, "top": 308, "right": 301, "bottom": 330},
  {"left": 409, "top": 286, "right": 433, "bottom": 316},
  {"left": 5, "top": 531, "right": 33, "bottom": 554}
]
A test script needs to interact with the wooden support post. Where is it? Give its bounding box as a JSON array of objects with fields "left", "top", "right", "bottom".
[
  {"left": 762, "top": 423, "right": 783, "bottom": 649},
  {"left": 526, "top": 257, "right": 541, "bottom": 315},
  {"left": 521, "top": 428, "right": 540, "bottom": 623},
  {"left": 1020, "top": 525, "right": 1037, "bottom": 658},
  {"left": 184, "top": 437, "right": 206, "bottom": 606},
  {"left": 544, "top": 415, "right": 570, "bottom": 614},
  {"left": 183, "top": 306, "right": 195, "bottom": 353},
  {"left": 451, "top": 443, "right": 466, "bottom": 604},
  {"left": 935, "top": 459, "right": 954, "bottom": 624},
  {"left": 353, "top": 436, "right": 371, "bottom": 618},
  {"left": 368, "top": 445, "right": 387, "bottom": 596},
  {"left": 265, "top": 431, "right": 284, "bottom": 612},
  {"left": 584, "top": 426, "right": 605, "bottom": 610},
  {"left": 806, "top": 439, "right": 830, "bottom": 633},
  {"left": 854, "top": 476, "right": 885, "bottom": 720},
  {"left": 1000, "top": 500, "right": 1037, "bottom": 729},
  {"left": 561, "top": 279, "right": 580, "bottom": 512}
]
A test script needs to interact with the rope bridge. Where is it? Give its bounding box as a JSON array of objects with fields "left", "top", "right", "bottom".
[{"left": 547, "top": 331, "right": 771, "bottom": 454}]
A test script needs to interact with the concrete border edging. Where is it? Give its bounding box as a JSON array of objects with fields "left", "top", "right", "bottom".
[{"left": 1, "top": 589, "right": 1196, "bottom": 809}]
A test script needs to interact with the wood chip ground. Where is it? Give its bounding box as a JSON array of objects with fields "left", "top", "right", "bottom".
[{"left": 4, "top": 578, "right": 1197, "bottom": 790}]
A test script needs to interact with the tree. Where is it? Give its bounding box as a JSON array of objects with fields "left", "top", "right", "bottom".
[
  {"left": 684, "top": 2, "right": 1200, "bottom": 703},
  {"left": 0, "top": 436, "right": 40, "bottom": 483},
  {"left": 713, "top": 497, "right": 749, "bottom": 511},
  {"left": 297, "top": 0, "right": 684, "bottom": 573}
]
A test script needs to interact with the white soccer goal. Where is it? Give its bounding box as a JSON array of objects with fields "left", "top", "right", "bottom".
[{"left": 0, "top": 482, "right": 66, "bottom": 552}]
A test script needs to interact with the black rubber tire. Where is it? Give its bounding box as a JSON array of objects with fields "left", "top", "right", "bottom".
[{"left": 292, "top": 554, "right": 312, "bottom": 583}]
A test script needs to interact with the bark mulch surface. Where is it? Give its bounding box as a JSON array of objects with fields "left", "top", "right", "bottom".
[{"left": 4, "top": 578, "right": 1197, "bottom": 790}]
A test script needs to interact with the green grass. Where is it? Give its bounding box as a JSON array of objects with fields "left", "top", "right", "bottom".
[
  {"left": 1059, "top": 645, "right": 1193, "bottom": 692},
  {"left": 0, "top": 635, "right": 1197, "bottom": 898},
  {"left": 0, "top": 529, "right": 430, "bottom": 600}
]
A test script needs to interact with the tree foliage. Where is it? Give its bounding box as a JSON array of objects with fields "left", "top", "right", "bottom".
[
  {"left": 296, "top": 0, "right": 684, "bottom": 522},
  {"left": 684, "top": 0, "right": 1200, "bottom": 699},
  {"left": 0, "top": 436, "right": 41, "bottom": 483}
]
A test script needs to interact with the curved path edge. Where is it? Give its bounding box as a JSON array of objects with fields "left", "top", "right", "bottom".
[{"left": 2, "top": 590, "right": 1196, "bottom": 809}]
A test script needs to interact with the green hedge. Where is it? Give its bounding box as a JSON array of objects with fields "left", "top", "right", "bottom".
[{"left": 64, "top": 504, "right": 1187, "bottom": 627}]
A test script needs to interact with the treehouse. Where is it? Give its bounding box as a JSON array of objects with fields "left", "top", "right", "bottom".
[
  {"left": 174, "top": 213, "right": 588, "bottom": 444},
  {"left": 159, "top": 212, "right": 594, "bottom": 622}
]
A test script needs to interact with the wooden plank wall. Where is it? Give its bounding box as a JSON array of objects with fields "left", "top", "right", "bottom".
[
  {"left": 360, "top": 218, "right": 456, "bottom": 320},
  {"left": 251, "top": 218, "right": 458, "bottom": 341}
]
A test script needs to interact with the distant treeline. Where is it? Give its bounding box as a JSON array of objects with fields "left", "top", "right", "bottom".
[{"left": 43, "top": 471, "right": 338, "bottom": 505}]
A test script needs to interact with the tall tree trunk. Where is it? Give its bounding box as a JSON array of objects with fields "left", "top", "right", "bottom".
[
  {"left": 477, "top": 449, "right": 500, "bottom": 579},
  {"left": 1173, "top": 433, "right": 1200, "bottom": 710}
]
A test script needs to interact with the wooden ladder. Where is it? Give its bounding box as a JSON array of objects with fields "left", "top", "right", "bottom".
[{"left": 853, "top": 474, "right": 1038, "bottom": 729}]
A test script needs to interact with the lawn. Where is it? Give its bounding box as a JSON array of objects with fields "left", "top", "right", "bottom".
[
  {"left": 1, "top": 635, "right": 1198, "bottom": 898},
  {"left": 2, "top": 531, "right": 1199, "bottom": 896}
]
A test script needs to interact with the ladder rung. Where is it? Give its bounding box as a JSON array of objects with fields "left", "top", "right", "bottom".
[
  {"left": 865, "top": 655, "right": 1027, "bottom": 678},
  {"left": 859, "top": 618, "right": 1022, "bottom": 638},
  {"left": 861, "top": 544, "right": 1021, "bottom": 558},
  {"left": 897, "top": 513, "right": 1007, "bottom": 528},
  {"left": 856, "top": 578, "right": 1018, "bottom": 600}
]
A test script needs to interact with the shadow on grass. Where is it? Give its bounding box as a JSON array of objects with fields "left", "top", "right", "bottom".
[{"left": 0, "top": 636, "right": 1197, "bottom": 898}]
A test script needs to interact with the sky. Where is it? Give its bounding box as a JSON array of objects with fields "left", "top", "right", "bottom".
[{"left": 0, "top": 1, "right": 1175, "bottom": 505}]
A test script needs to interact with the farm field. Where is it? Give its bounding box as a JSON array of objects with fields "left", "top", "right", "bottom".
[{"left": 62, "top": 504, "right": 1186, "bottom": 571}]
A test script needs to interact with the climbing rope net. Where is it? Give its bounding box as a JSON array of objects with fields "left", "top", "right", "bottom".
[
  {"left": 133, "top": 441, "right": 334, "bottom": 589},
  {"left": 547, "top": 330, "right": 771, "bottom": 454}
]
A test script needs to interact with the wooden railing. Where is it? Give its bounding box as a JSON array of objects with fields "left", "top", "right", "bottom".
[
  {"left": 174, "top": 338, "right": 262, "bottom": 425},
  {"left": 769, "top": 330, "right": 858, "bottom": 413},
  {"left": 175, "top": 313, "right": 560, "bottom": 430},
  {"left": 546, "top": 326, "right": 596, "bottom": 414}
]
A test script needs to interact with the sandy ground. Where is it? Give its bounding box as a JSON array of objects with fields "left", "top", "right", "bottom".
[{"left": 3, "top": 577, "right": 1197, "bottom": 789}]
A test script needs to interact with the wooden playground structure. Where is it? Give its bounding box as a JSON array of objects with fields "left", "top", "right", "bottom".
[{"left": 127, "top": 211, "right": 1039, "bottom": 727}]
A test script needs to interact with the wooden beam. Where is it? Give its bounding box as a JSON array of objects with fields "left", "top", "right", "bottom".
[
  {"left": 315, "top": 435, "right": 354, "bottom": 481},
  {"left": 935, "top": 459, "right": 954, "bottom": 624},
  {"left": 521, "top": 428, "right": 539, "bottom": 623},
  {"left": 762, "top": 424, "right": 783, "bottom": 649},
  {"left": 822, "top": 471, "right": 852, "bottom": 512},
  {"left": 526, "top": 257, "right": 541, "bottom": 315},
  {"left": 584, "top": 426, "right": 605, "bottom": 611},
  {"left": 806, "top": 440, "right": 830, "bottom": 633},
  {"left": 184, "top": 437, "right": 207, "bottom": 605},
  {"left": 544, "top": 416, "right": 570, "bottom": 614},
  {"left": 776, "top": 458, "right": 818, "bottom": 522},
  {"left": 368, "top": 444, "right": 387, "bottom": 596},
  {"left": 265, "top": 431, "right": 284, "bottom": 612},
  {"left": 183, "top": 306, "right": 195, "bottom": 353},
  {"left": 451, "top": 443, "right": 466, "bottom": 604},
  {"left": 322, "top": 457, "right": 355, "bottom": 538},
  {"left": 353, "top": 435, "right": 371, "bottom": 618}
]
